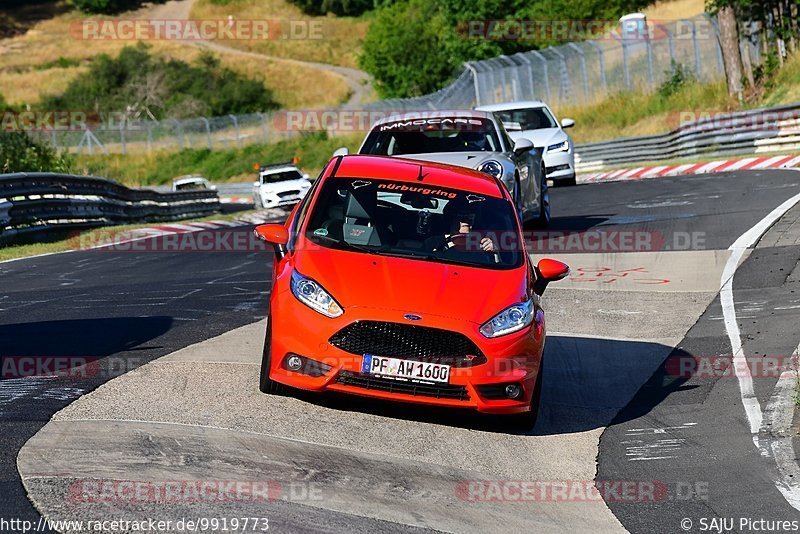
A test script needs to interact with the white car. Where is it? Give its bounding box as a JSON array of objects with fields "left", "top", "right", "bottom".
[
  {"left": 253, "top": 162, "right": 312, "bottom": 209},
  {"left": 172, "top": 176, "right": 216, "bottom": 192},
  {"left": 476, "top": 101, "right": 576, "bottom": 186}
]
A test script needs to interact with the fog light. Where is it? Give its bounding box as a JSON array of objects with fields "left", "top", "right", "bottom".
[
  {"left": 287, "top": 355, "right": 303, "bottom": 371},
  {"left": 505, "top": 384, "right": 522, "bottom": 399}
]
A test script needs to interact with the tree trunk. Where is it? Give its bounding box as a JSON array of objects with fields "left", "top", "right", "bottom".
[{"left": 718, "top": 5, "right": 744, "bottom": 97}]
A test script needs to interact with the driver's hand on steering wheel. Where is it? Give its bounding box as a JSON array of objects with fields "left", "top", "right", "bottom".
[{"left": 480, "top": 237, "right": 496, "bottom": 252}]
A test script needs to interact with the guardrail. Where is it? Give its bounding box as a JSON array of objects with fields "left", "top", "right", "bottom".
[
  {"left": 575, "top": 103, "right": 800, "bottom": 172},
  {"left": 0, "top": 173, "right": 220, "bottom": 244}
]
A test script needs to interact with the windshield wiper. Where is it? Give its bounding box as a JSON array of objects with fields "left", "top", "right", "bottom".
[{"left": 380, "top": 250, "right": 483, "bottom": 268}]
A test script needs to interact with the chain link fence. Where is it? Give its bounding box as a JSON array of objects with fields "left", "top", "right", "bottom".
[{"left": 37, "top": 14, "right": 736, "bottom": 155}]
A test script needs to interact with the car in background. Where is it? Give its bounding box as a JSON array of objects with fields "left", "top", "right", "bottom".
[
  {"left": 476, "top": 101, "right": 577, "bottom": 186},
  {"left": 254, "top": 154, "right": 570, "bottom": 428},
  {"left": 253, "top": 161, "right": 312, "bottom": 209},
  {"left": 172, "top": 175, "right": 216, "bottom": 192},
  {"left": 334, "top": 111, "right": 550, "bottom": 227}
]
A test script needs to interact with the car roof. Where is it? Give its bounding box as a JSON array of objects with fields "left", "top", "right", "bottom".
[
  {"left": 172, "top": 176, "right": 206, "bottom": 184},
  {"left": 475, "top": 101, "right": 548, "bottom": 112},
  {"left": 371, "top": 110, "right": 495, "bottom": 127},
  {"left": 328, "top": 155, "right": 506, "bottom": 199}
]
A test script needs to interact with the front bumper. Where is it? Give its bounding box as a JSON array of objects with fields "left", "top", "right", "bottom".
[
  {"left": 544, "top": 149, "right": 575, "bottom": 181},
  {"left": 268, "top": 294, "right": 546, "bottom": 414},
  {"left": 257, "top": 188, "right": 308, "bottom": 208}
]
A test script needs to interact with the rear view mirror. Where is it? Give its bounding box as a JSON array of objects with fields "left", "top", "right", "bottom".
[
  {"left": 533, "top": 258, "right": 570, "bottom": 295},
  {"left": 254, "top": 224, "right": 289, "bottom": 259}
]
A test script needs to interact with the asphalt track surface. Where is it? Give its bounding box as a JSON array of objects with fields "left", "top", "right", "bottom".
[{"left": 2, "top": 169, "right": 800, "bottom": 533}]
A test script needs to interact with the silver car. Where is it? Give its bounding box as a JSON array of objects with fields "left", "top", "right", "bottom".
[
  {"left": 476, "top": 101, "right": 576, "bottom": 186},
  {"left": 335, "top": 111, "right": 550, "bottom": 226}
]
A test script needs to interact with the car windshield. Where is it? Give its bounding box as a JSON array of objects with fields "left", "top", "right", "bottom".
[
  {"left": 304, "top": 177, "right": 522, "bottom": 270},
  {"left": 495, "top": 107, "right": 558, "bottom": 130},
  {"left": 262, "top": 170, "right": 303, "bottom": 183},
  {"left": 361, "top": 117, "right": 502, "bottom": 155}
]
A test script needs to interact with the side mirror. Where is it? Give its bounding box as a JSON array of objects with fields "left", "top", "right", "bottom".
[
  {"left": 332, "top": 147, "right": 349, "bottom": 157},
  {"left": 533, "top": 258, "right": 570, "bottom": 295},
  {"left": 253, "top": 181, "right": 259, "bottom": 186},
  {"left": 561, "top": 118, "right": 575, "bottom": 129},
  {"left": 513, "top": 137, "right": 534, "bottom": 154},
  {"left": 254, "top": 223, "right": 289, "bottom": 259}
]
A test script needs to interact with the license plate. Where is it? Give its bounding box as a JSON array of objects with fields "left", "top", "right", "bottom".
[{"left": 362, "top": 354, "right": 450, "bottom": 384}]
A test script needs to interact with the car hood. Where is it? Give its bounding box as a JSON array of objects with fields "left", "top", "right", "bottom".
[
  {"left": 509, "top": 128, "right": 566, "bottom": 147},
  {"left": 294, "top": 245, "right": 527, "bottom": 325},
  {"left": 395, "top": 152, "right": 507, "bottom": 170}
]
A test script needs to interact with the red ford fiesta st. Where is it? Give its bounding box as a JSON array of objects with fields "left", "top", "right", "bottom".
[{"left": 255, "top": 155, "right": 568, "bottom": 428}]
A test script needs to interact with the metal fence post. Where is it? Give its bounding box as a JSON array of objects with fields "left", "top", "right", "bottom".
[
  {"left": 257, "top": 113, "right": 269, "bottom": 144},
  {"left": 229, "top": 114, "right": 241, "bottom": 148},
  {"left": 531, "top": 51, "right": 550, "bottom": 101},
  {"left": 119, "top": 122, "right": 126, "bottom": 155},
  {"left": 621, "top": 38, "right": 631, "bottom": 89},
  {"left": 588, "top": 41, "right": 607, "bottom": 95},
  {"left": 175, "top": 120, "right": 185, "bottom": 149},
  {"left": 567, "top": 43, "right": 590, "bottom": 102},
  {"left": 464, "top": 62, "right": 482, "bottom": 105},
  {"left": 201, "top": 117, "right": 212, "bottom": 149},
  {"left": 665, "top": 26, "right": 676, "bottom": 62},
  {"left": 146, "top": 122, "right": 153, "bottom": 153},
  {"left": 689, "top": 20, "right": 702, "bottom": 78},
  {"left": 517, "top": 54, "right": 536, "bottom": 100},
  {"left": 645, "top": 35, "right": 655, "bottom": 87}
]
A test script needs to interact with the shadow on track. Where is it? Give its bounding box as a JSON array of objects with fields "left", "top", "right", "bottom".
[
  {"left": 270, "top": 334, "right": 693, "bottom": 436},
  {"left": 0, "top": 317, "right": 173, "bottom": 380}
]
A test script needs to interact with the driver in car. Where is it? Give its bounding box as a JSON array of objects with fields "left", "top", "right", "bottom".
[{"left": 427, "top": 202, "right": 497, "bottom": 254}]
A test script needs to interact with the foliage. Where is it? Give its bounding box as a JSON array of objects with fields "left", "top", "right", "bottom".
[
  {"left": 285, "top": 0, "right": 381, "bottom": 16},
  {"left": 70, "top": 0, "right": 165, "bottom": 14},
  {"left": 0, "top": 131, "right": 74, "bottom": 174},
  {"left": 657, "top": 61, "right": 696, "bottom": 99},
  {"left": 359, "top": 0, "right": 652, "bottom": 98},
  {"left": 76, "top": 132, "right": 365, "bottom": 186},
  {"left": 42, "top": 44, "right": 278, "bottom": 119}
]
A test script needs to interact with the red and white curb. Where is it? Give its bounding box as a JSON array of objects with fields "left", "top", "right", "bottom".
[
  {"left": 110, "top": 210, "right": 286, "bottom": 243},
  {"left": 220, "top": 197, "right": 254, "bottom": 205},
  {"left": 578, "top": 154, "right": 800, "bottom": 184}
]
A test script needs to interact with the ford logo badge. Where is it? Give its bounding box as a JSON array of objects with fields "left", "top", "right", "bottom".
[{"left": 404, "top": 314, "right": 422, "bottom": 321}]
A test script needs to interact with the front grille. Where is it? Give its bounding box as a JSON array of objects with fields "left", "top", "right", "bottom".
[
  {"left": 328, "top": 321, "right": 486, "bottom": 367},
  {"left": 336, "top": 371, "right": 470, "bottom": 401},
  {"left": 278, "top": 190, "right": 300, "bottom": 199}
]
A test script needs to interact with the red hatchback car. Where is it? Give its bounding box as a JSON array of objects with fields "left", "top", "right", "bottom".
[{"left": 255, "top": 155, "right": 568, "bottom": 428}]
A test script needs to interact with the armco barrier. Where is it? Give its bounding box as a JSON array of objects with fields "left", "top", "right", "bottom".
[
  {"left": 575, "top": 103, "right": 800, "bottom": 172},
  {"left": 0, "top": 173, "right": 220, "bottom": 244}
]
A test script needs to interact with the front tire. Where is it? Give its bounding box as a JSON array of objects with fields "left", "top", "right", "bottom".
[
  {"left": 532, "top": 167, "right": 550, "bottom": 228},
  {"left": 259, "top": 316, "right": 288, "bottom": 395}
]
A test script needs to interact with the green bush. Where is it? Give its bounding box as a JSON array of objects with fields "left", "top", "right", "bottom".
[
  {"left": 70, "top": 0, "right": 165, "bottom": 14},
  {"left": 0, "top": 132, "right": 74, "bottom": 174},
  {"left": 359, "top": 0, "right": 652, "bottom": 98},
  {"left": 42, "top": 44, "right": 278, "bottom": 119},
  {"left": 286, "top": 0, "right": 381, "bottom": 16},
  {"left": 657, "top": 61, "right": 696, "bottom": 99}
]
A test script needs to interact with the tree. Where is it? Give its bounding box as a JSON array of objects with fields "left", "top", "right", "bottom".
[{"left": 717, "top": 4, "right": 745, "bottom": 97}]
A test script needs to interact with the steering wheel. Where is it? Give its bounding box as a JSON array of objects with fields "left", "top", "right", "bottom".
[{"left": 447, "top": 233, "right": 469, "bottom": 251}]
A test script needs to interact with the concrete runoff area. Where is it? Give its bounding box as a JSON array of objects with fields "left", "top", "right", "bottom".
[{"left": 19, "top": 248, "right": 718, "bottom": 532}]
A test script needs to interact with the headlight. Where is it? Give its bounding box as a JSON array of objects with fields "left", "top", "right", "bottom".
[
  {"left": 290, "top": 270, "right": 343, "bottom": 318},
  {"left": 546, "top": 140, "right": 569, "bottom": 153},
  {"left": 477, "top": 160, "right": 503, "bottom": 178},
  {"left": 479, "top": 298, "right": 534, "bottom": 338}
]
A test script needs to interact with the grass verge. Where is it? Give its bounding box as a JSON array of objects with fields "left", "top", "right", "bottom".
[{"left": 0, "top": 208, "right": 262, "bottom": 263}]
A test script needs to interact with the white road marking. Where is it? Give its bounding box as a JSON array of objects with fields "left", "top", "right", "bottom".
[
  {"left": 758, "top": 343, "right": 800, "bottom": 510},
  {"left": 721, "top": 190, "right": 800, "bottom": 436}
]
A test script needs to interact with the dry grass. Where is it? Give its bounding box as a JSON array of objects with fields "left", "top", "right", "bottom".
[
  {"left": 0, "top": 7, "right": 350, "bottom": 109},
  {"left": 643, "top": 0, "right": 706, "bottom": 21},
  {"left": 190, "top": 0, "right": 370, "bottom": 69}
]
